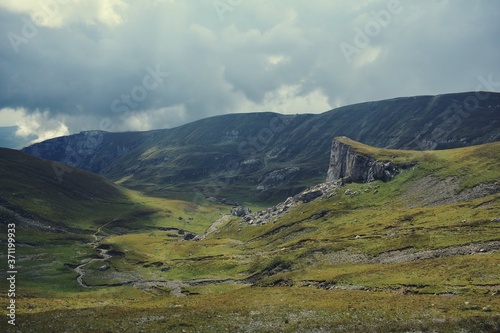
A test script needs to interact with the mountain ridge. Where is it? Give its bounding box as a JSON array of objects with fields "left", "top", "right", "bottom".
[{"left": 22, "top": 91, "right": 500, "bottom": 203}]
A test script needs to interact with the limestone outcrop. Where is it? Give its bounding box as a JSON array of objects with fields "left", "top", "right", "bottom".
[{"left": 326, "top": 137, "right": 407, "bottom": 183}]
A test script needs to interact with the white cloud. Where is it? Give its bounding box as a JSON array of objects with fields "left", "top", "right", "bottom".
[
  {"left": 0, "top": 0, "right": 127, "bottom": 27},
  {"left": 118, "top": 105, "right": 188, "bottom": 131},
  {"left": 0, "top": 107, "right": 27, "bottom": 126},
  {"left": 15, "top": 110, "right": 69, "bottom": 144},
  {"left": 354, "top": 46, "right": 381, "bottom": 68},
  {"left": 0, "top": 0, "right": 499, "bottom": 137},
  {"left": 267, "top": 54, "right": 287, "bottom": 66},
  {"left": 239, "top": 85, "right": 331, "bottom": 115}
]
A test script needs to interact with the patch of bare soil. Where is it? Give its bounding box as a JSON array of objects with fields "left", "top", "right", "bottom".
[
  {"left": 399, "top": 176, "right": 499, "bottom": 208},
  {"left": 322, "top": 241, "right": 500, "bottom": 266}
]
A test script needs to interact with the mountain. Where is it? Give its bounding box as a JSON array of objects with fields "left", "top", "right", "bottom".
[
  {"left": 0, "top": 147, "right": 133, "bottom": 233},
  {"left": 22, "top": 92, "right": 500, "bottom": 203},
  {"left": 12, "top": 138, "right": 499, "bottom": 332}
]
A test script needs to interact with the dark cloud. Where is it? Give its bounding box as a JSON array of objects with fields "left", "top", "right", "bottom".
[{"left": 0, "top": 0, "right": 499, "bottom": 143}]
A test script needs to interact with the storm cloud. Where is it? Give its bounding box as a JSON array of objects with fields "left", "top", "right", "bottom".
[{"left": 0, "top": 0, "right": 499, "bottom": 145}]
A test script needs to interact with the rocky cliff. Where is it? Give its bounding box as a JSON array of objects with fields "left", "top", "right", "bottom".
[
  {"left": 326, "top": 137, "right": 412, "bottom": 183},
  {"left": 22, "top": 130, "right": 154, "bottom": 174}
]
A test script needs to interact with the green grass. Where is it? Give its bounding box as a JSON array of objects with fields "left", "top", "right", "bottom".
[
  {"left": 9, "top": 287, "right": 500, "bottom": 333},
  {"left": 2, "top": 140, "right": 500, "bottom": 332}
]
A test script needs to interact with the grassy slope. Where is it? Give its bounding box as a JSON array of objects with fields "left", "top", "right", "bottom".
[
  {"left": 3, "top": 141, "right": 500, "bottom": 332},
  {"left": 0, "top": 149, "right": 228, "bottom": 293},
  {"left": 0, "top": 147, "right": 136, "bottom": 231}
]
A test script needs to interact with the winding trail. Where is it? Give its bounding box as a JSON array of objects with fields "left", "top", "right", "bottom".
[
  {"left": 75, "top": 221, "right": 113, "bottom": 288},
  {"left": 201, "top": 214, "right": 232, "bottom": 239}
]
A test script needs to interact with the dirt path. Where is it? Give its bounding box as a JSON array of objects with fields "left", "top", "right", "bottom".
[
  {"left": 75, "top": 221, "right": 114, "bottom": 288},
  {"left": 201, "top": 214, "right": 232, "bottom": 239}
]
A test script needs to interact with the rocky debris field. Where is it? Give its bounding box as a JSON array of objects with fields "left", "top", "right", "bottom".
[{"left": 236, "top": 180, "right": 342, "bottom": 225}]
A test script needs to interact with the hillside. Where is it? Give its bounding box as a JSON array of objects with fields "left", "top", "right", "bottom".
[
  {"left": 0, "top": 149, "right": 227, "bottom": 295},
  {"left": 22, "top": 92, "right": 500, "bottom": 203},
  {"left": 8, "top": 138, "right": 500, "bottom": 332},
  {"left": 0, "top": 147, "right": 131, "bottom": 231}
]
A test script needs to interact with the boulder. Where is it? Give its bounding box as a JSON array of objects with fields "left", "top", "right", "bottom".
[
  {"left": 231, "top": 206, "right": 252, "bottom": 217},
  {"left": 297, "top": 190, "right": 323, "bottom": 203}
]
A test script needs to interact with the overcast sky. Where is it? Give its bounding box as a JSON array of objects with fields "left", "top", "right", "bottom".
[{"left": 0, "top": 0, "right": 499, "bottom": 144}]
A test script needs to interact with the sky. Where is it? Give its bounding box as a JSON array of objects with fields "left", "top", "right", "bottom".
[{"left": 0, "top": 0, "right": 499, "bottom": 146}]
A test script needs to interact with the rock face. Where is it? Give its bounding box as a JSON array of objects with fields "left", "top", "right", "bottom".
[
  {"left": 326, "top": 137, "right": 402, "bottom": 183},
  {"left": 243, "top": 181, "right": 341, "bottom": 225},
  {"left": 22, "top": 130, "right": 150, "bottom": 174}
]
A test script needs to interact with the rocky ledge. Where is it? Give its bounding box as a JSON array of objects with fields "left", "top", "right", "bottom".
[
  {"left": 239, "top": 137, "right": 415, "bottom": 225},
  {"left": 326, "top": 137, "right": 414, "bottom": 183}
]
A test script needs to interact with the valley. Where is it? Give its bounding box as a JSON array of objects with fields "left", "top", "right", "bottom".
[
  {"left": 2, "top": 0, "right": 499, "bottom": 330},
  {"left": 1, "top": 132, "right": 499, "bottom": 332}
]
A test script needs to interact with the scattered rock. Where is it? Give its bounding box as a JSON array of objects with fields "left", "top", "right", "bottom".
[
  {"left": 242, "top": 181, "right": 341, "bottom": 225},
  {"left": 297, "top": 189, "right": 323, "bottom": 203},
  {"left": 231, "top": 206, "right": 252, "bottom": 217},
  {"left": 161, "top": 266, "right": 171, "bottom": 272},
  {"left": 482, "top": 306, "right": 492, "bottom": 312},
  {"left": 492, "top": 218, "right": 500, "bottom": 222},
  {"left": 403, "top": 175, "right": 500, "bottom": 208},
  {"left": 256, "top": 167, "right": 300, "bottom": 191},
  {"left": 183, "top": 233, "right": 196, "bottom": 241},
  {"left": 99, "top": 265, "right": 110, "bottom": 271}
]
